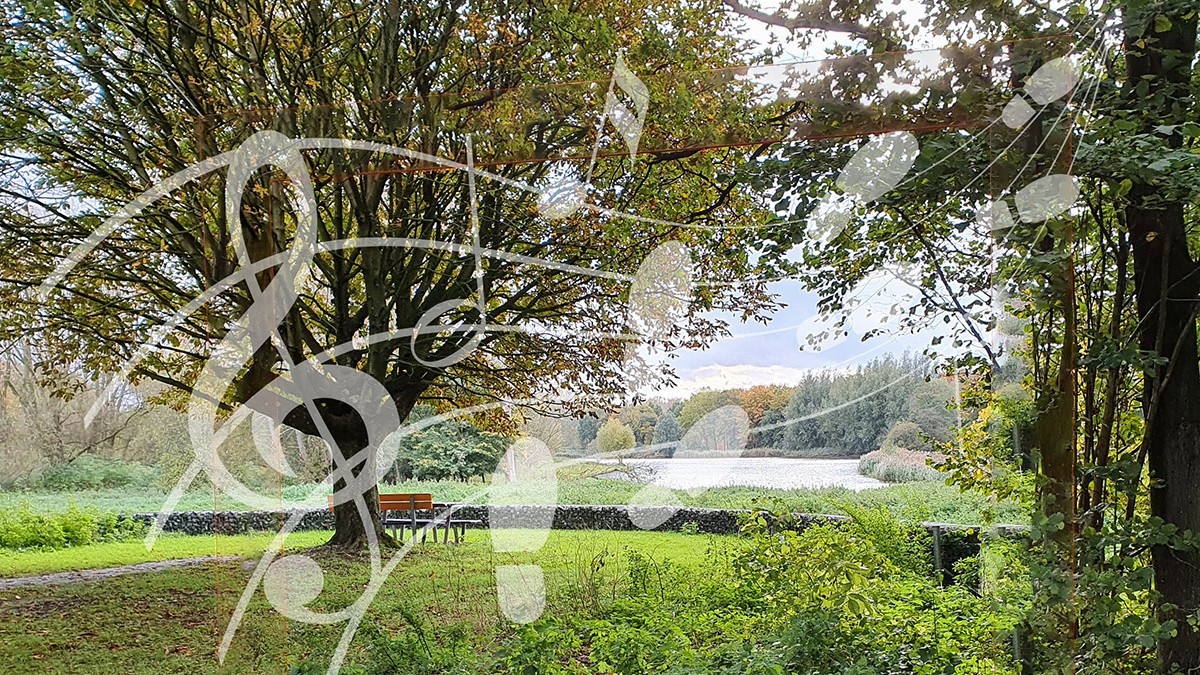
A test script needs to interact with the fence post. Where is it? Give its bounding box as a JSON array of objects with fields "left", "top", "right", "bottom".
[{"left": 931, "top": 525, "right": 943, "bottom": 586}]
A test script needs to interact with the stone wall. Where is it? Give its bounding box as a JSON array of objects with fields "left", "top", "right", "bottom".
[
  {"left": 125, "top": 505, "right": 1026, "bottom": 583},
  {"left": 127, "top": 504, "right": 1024, "bottom": 539},
  {"left": 125, "top": 509, "right": 335, "bottom": 536},
  {"left": 124, "top": 505, "right": 751, "bottom": 536}
]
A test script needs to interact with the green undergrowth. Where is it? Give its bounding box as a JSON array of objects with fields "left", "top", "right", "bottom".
[
  {"left": 0, "top": 478, "right": 1028, "bottom": 526},
  {"left": 0, "top": 529, "right": 713, "bottom": 673},
  {"left": 0, "top": 515, "right": 1027, "bottom": 675}
]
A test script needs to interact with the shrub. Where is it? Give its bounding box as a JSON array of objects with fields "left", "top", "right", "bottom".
[
  {"left": 883, "top": 420, "right": 928, "bottom": 451},
  {"left": 0, "top": 506, "right": 67, "bottom": 550},
  {"left": 734, "top": 510, "right": 889, "bottom": 618},
  {"left": 732, "top": 505, "right": 1022, "bottom": 674},
  {"left": 858, "top": 447, "right": 943, "bottom": 482},
  {"left": 495, "top": 619, "right": 586, "bottom": 674},
  {"left": 22, "top": 454, "right": 159, "bottom": 491},
  {"left": 0, "top": 503, "right": 145, "bottom": 551},
  {"left": 95, "top": 510, "right": 148, "bottom": 542},
  {"left": 840, "top": 504, "right": 932, "bottom": 574},
  {"left": 390, "top": 422, "right": 506, "bottom": 483}
]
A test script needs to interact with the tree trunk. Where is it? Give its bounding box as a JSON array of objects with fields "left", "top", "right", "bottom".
[
  {"left": 1122, "top": 6, "right": 1200, "bottom": 670},
  {"left": 1034, "top": 261, "right": 1077, "bottom": 544},
  {"left": 326, "top": 428, "right": 398, "bottom": 550},
  {"left": 282, "top": 391, "right": 424, "bottom": 551},
  {"left": 1029, "top": 215, "right": 1078, "bottom": 673},
  {"left": 1130, "top": 192, "right": 1200, "bottom": 671}
]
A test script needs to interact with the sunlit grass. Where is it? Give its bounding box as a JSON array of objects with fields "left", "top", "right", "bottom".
[
  {"left": 0, "top": 531, "right": 329, "bottom": 577},
  {"left": 0, "top": 529, "right": 718, "bottom": 673}
]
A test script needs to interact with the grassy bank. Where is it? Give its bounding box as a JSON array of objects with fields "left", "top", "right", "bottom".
[
  {"left": 0, "top": 477, "right": 1028, "bottom": 527},
  {"left": 857, "top": 448, "right": 944, "bottom": 483},
  {"left": 0, "top": 513, "right": 1025, "bottom": 674},
  {"left": 0, "top": 531, "right": 328, "bottom": 577},
  {"left": 0, "top": 529, "right": 714, "bottom": 673}
]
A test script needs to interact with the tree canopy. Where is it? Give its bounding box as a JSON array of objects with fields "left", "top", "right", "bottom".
[{"left": 0, "top": 0, "right": 777, "bottom": 546}]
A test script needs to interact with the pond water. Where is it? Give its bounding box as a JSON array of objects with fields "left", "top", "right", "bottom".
[{"left": 606, "top": 457, "right": 887, "bottom": 492}]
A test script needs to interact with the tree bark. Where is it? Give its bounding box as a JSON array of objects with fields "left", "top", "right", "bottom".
[
  {"left": 282, "top": 391, "right": 424, "bottom": 551},
  {"left": 1122, "top": 5, "right": 1200, "bottom": 670},
  {"left": 327, "top": 427, "right": 397, "bottom": 551},
  {"left": 1130, "top": 189, "right": 1200, "bottom": 671}
]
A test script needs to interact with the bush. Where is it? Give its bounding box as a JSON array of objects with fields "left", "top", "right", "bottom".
[
  {"left": 21, "top": 454, "right": 159, "bottom": 491},
  {"left": 731, "top": 505, "right": 1022, "bottom": 674},
  {"left": 0, "top": 503, "right": 145, "bottom": 551},
  {"left": 883, "top": 420, "right": 928, "bottom": 451},
  {"left": 596, "top": 418, "right": 636, "bottom": 455},
  {"left": 389, "top": 422, "right": 506, "bottom": 483},
  {"left": 840, "top": 504, "right": 932, "bottom": 574},
  {"left": 495, "top": 619, "right": 586, "bottom": 674},
  {"left": 858, "top": 447, "right": 943, "bottom": 482},
  {"left": 0, "top": 506, "right": 68, "bottom": 549}
]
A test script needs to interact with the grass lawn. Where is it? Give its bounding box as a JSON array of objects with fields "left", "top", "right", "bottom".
[
  {"left": 0, "top": 531, "right": 331, "bottom": 577},
  {"left": 0, "top": 529, "right": 719, "bottom": 673},
  {"left": 0, "top": 478, "right": 1028, "bottom": 525}
]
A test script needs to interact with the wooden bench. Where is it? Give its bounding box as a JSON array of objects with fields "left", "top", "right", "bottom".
[
  {"left": 432, "top": 501, "right": 483, "bottom": 544},
  {"left": 327, "top": 493, "right": 480, "bottom": 544}
]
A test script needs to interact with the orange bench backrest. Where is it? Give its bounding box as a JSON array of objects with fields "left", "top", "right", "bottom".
[
  {"left": 380, "top": 493, "right": 434, "bottom": 511},
  {"left": 327, "top": 493, "right": 434, "bottom": 511}
]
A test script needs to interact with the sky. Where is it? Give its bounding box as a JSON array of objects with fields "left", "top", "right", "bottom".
[
  {"left": 646, "top": 3, "right": 961, "bottom": 399},
  {"left": 649, "top": 277, "right": 955, "bottom": 398}
]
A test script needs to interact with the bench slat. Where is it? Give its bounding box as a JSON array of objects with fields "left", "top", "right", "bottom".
[
  {"left": 327, "top": 493, "right": 434, "bottom": 511},
  {"left": 324, "top": 493, "right": 472, "bottom": 544}
]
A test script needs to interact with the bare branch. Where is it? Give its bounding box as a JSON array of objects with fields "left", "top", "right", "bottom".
[{"left": 721, "top": 0, "right": 883, "bottom": 42}]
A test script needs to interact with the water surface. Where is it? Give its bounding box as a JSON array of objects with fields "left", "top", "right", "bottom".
[{"left": 608, "top": 457, "right": 886, "bottom": 491}]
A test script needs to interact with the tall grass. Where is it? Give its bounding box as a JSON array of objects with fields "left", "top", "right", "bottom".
[
  {"left": 858, "top": 448, "right": 944, "bottom": 483},
  {"left": 0, "top": 475, "right": 1026, "bottom": 525}
]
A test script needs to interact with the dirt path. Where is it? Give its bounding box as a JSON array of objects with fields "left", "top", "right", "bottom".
[{"left": 0, "top": 555, "right": 242, "bottom": 590}]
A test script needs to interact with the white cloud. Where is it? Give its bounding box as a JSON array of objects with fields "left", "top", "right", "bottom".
[{"left": 651, "top": 363, "right": 823, "bottom": 398}]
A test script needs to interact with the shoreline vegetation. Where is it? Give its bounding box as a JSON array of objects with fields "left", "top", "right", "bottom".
[
  {"left": 613, "top": 448, "right": 861, "bottom": 460},
  {"left": 0, "top": 475, "right": 1028, "bottom": 530},
  {"left": 857, "top": 448, "right": 944, "bottom": 483}
]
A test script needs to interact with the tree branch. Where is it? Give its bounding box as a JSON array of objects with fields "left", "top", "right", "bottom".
[{"left": 721, "top": 0, "right": 883, "bottom": 42}]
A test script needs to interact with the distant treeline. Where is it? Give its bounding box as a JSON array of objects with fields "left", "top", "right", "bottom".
[
  {"left": 0, "top": 354, "right": 956, "bottom": 493},
  {"left": 577, "top": 355, "right": 958, "bottom": 459}
]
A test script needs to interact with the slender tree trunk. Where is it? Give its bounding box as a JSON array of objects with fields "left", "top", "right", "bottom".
[
  {"left": 1006, "top": 41, "right": 1079, "bottom": 669},
  {"left": 1034, "top": 267, "right": 1077, "bottom": 548},
  {"left": 1122, "top": 6, "right": 1200, "bottom": 670},
  {"left": 1030, "top": 223, "right": 1078, "bottom": 672},
  {"left": 1091, "top": 225, "right": 1129, "bottom": 531},
  {"left": 1130, "top": 192, "right": 1200, "bottom": 671}
]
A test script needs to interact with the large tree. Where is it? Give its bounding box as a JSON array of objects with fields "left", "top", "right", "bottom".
[
  {"left": 1118, "top": 1, "right": 1200, "bottom": 666},
  {"left": 0, "top": 0, "right": 776, "bottom": 547},
  {"left": 726, "top": 0, "right": 1198, "bottom": 670}
]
